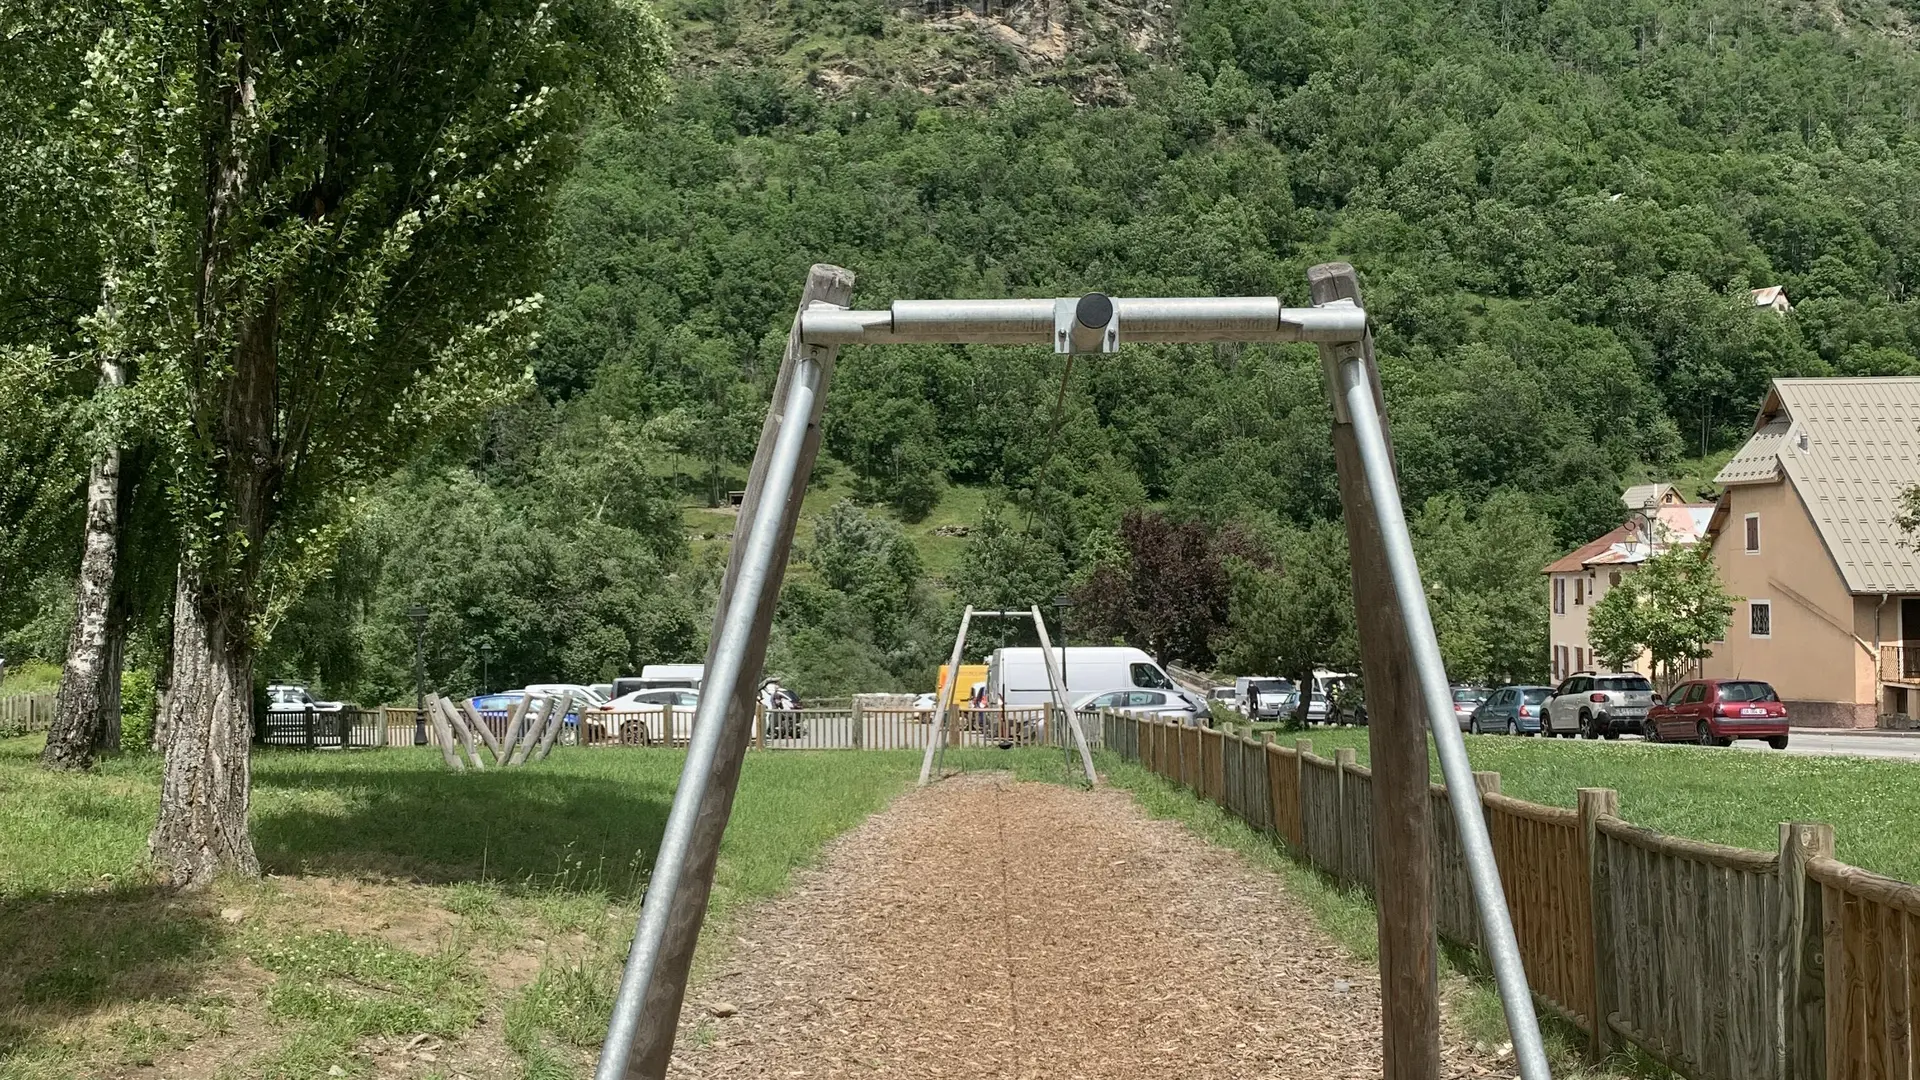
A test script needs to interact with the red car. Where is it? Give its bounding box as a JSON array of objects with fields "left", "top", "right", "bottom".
[{"left": 1644, "top": 679, "right": 1790, "bottom": 749}]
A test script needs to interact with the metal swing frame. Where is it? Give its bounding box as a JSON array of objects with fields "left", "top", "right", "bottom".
[
  {"left": 916, "top": 604, "right": 1098, "bottom": 787},
  {"left": 593, "top": 264, "right": 1554, "bottom": 1080}
]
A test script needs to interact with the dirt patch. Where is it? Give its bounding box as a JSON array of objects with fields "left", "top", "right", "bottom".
[
  {"left": 673, "top": 772, "right": 1512, "bottom": 1078},
  {"left": 263, "top": 874, "right": 462, "bottom": 953}
]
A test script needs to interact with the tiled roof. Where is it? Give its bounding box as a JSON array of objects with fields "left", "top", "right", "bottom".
[
  {"left": 1622, "top": 483, "right": 1677, "bottom": 510},
  {"left": 1715, "top": 377, "right": 1920, "bottom": 594},
  {"left": 1544, "top": 526, "right": 1632, "bottom": 575}
]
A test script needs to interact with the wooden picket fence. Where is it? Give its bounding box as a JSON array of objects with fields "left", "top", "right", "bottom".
[
  {"left": 0, "top": 693, "right": 56, "bottom": 735},
  {"left": 1104, "top": 712, "right": 1920, "bottom": 1080}
]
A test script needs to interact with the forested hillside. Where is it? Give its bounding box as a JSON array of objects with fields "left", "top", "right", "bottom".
[{"left": 12, "top": 0, "right": 1920, "bottom": 705}]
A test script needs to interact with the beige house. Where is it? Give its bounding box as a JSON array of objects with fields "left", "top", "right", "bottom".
[
  {"left": 1544, "top": 485, "right": 1713, "bottom": 681},
  {"left": 1702, "top": 377, "right": 1920, "bottom": 728}
]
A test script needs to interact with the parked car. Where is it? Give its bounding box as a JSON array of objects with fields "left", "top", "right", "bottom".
[
  {"left": 267, "top": 684, "right": 344, "bottom": 714},
  {"left": 1645, "top": 679, "right": 1790, "bottom": 748},
  {"left": 1541, "top": 672, "right": 1655, "bottom": 739},
  {"left": 913, "top": 692, "right": 939, "bottom": 711},
  {"left": 261, "top": 684, "right": 347, "bottom": 744},
  {"left": 524, "top": 683, "right": 608, "bottom": 707},
  {"left": 1469, "top": 685, "right": 1553, "bottom": 735},
  {"left": 1208, "top": 686, "right": 1239, "bottom": 713},
  {"left": 1074, "top": 688, "right": 1203, "bottom": 725},
  {"left": 1450, "top": 686, "right": 1488, "bottom": 730},
  {"left": 1328, "top": 680, "right": 1368, "bottom": 726},
  {"left": 598, "top": 688, "right": 701, "bottom": 742},
  {"left": 1241, "top": 677, "right": 1296, "bottom": 719},
  {"left": 1303, "top": 688, "right": 1330, "bottom": 723}
]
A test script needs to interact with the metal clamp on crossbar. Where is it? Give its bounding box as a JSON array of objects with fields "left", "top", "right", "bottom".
[{"left": 798, "top": 294, "right": 1368, "bottom": 346}]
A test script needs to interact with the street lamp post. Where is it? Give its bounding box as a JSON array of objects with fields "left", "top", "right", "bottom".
[
  {"left": 479, "top": 642, "right": 492, "bottom": 696},
  {"left": 408, "top": 605, "right": 429, "bottom": 745},
  {"left": 1051, "top": 594, "right": 1073, "bottom": 694},
  {"left": 1622, "top": 497, "right": 1661, "bottom": 558}
]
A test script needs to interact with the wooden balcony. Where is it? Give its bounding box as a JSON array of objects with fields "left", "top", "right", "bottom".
[{"left": 1879, "top": 645, "right": 1920, "bottom": 685}]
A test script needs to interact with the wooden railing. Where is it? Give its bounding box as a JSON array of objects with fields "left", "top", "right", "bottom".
[
  {"left": 1102, "top": 712, "right": 1920, "bottom": 1080},
  {"left": 0, "top": 693, "right": 56, "bottom": 736}
]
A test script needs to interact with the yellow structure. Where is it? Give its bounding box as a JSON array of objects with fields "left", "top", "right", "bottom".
[{"left": 937, "top": 663, "right": 988, "bottom": 703}]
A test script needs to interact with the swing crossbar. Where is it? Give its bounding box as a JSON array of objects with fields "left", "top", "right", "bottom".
[{"left": 798, "top": 295, "right": 1367, "bottom": 345}]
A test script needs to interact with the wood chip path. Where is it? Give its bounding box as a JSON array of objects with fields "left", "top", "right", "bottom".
[{"left": 673, "top": 772, "right": 1513, "bottom": 1079}]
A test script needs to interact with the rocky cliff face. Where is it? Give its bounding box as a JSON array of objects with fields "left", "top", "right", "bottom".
[{"left": 675, "top": 0, "right": 1178, "bottom": 105}]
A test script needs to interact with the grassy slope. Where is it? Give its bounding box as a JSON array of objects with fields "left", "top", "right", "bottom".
[
  {"left": 680, "top": 461, "right": 992, "bottom": 587},
  {"left": 1253, "top": 727, "right": 1920, "bottom": 883},
  {"left": 0, "top": 738, "right": 933, "bottom": 1078},
  {"left": 0, "top": 661, "right": 62, "bottom": 696}
]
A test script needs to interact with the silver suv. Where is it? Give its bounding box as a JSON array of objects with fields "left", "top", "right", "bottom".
[{"left": 1542, "top": 672, "right": 1654, "bottom": 739}]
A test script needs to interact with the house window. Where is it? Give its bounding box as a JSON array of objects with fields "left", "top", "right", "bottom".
[
  {"left": 1575, "top": 578, "right": 1584, "bottom": 605},
  {"left": 1609, "top": 571, "right": 1622, "bottom": 587},
  {"left": 1750, "top": 600, "right": 1772, "bottom": 639},
  {"left": 1575, "top": 647, "right": 1586, "bottom": 671},
  {"left": 1745, "top": 514, "right": 1761, "bottom": 553},
  {"left": 1554, "top": 645, "right": 1568, "bottom": 678},
  {"left": 1554, "top": 578, "right": 1565, "bottom": 615}
]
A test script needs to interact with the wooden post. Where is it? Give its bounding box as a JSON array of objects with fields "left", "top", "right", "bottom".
[
  {"left": 1312, "top": 260, "right": 1439, "bottom": 1080},
  {"left": 754, "top": 701, "right": 766, "bottom": 750},
  {"left": 1474, "top": 771, "right": 1502, "bottom": 797},
  {"left": 507, "top": 695, "right": 549, "bottom": 766},
  {"left": 1295, "top": 738, "right": 1313, "bottom": 862},
  {"left": 463, "top": 698, "right": 506, "bottom": 763},
  {"left": 1780, "top": 821, "right": 1835, "bottom": 1080},
  {"left": 623, "top": 264, "right": 855, "bottom": 1080},
  {"left": 532, "top": 693, "right": 573, "bottom": 762},
  {"left": 440, "top": 697, "right": 485, "bottom": 769},
  {"left": 1336, "top": 747, "right": 1358, "bottom": 885},
  {"left": 1580, "top": 787, "right": 1621, "bottom": 1060},
  {"left": 499, "top": 693, "right": 532, "bottom": 761},
  {"left": 423, "top": 695, "right": 465, "bottom": 770},
  {"left": 851, "top": 696, "right": 865, "bottom": 750}
]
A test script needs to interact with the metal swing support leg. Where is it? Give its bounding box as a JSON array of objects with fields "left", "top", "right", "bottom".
[
  {"left": 1309, "top": 263, "right": 1551, "bottom": 1080},
  {"left": 1030, "top": 604, "right": 1096, "bottom": 786},
  {"left": 595, "top": 265, "right": 854, "bottom": 1080}
]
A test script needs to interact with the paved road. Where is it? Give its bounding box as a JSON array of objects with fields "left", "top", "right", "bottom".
[{"left": 1760, "top": 730, "right": 1920, "bottom": 761}]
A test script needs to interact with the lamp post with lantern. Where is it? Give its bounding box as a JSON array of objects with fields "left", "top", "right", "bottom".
[{"left": 408, "top": 605, "right": 429, "bottom": 745}]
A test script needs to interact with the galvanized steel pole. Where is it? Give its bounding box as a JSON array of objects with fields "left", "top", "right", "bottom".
[
  {"left": 1334, "top": 323, "right": 1554, "bottom": 1080},
  {"left": 1029, "top": 604, "right": 1097, "bottom": 785},
  {"left": 595, "top": 353, "right": 819, "bottom": 1080},
  {"left": 597, "top": 264, "right": 855, "bottom": 1080}
]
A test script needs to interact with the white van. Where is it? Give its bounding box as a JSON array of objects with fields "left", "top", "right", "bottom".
[
  {"left": 612, "top": 664, "right": 705, "bottom": 699},
  {"left": 984, "top": 647, "right": 1187, "bottom": 709}
]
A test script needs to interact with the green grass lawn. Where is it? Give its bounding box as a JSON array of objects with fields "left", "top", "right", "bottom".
[
  {"left": 0, "top": 738, "right": 960, "bottom": 1079},
  {"left": 1257, "top": 726, "right": 1920, "bottom": 883}
]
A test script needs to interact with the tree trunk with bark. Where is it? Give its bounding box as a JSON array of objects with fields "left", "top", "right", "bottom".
[
  {"left": 149, "top": 34, "right": 277, "bottom": 886},
  {"left": 149, "top": 563, "right": 261, "bottom": 886},
  {"left": 41, "top": 355, "right": 127, "bottom": 771}
]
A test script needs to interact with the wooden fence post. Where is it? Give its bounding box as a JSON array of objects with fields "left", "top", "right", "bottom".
[
  {"left": 1295, "top": 739, "right": 1313, "bottom": 863},
  {"left": 851, "top": 697, "right": 865, "bottom": 750},
  {"left": 1580, "top": 787, "right": 1621, "bottom": 1061},
  {"left": 1473, "top": 771, "right": 1501, "bottom": 797},
  {"left": 1336, "top": 747, "right": 1358, "bottom": 885},
  {"left": 754, "top": 702, "right": 766, "bottom": 750},
  {"left": 1779, "top": 821, "right": 1835, "bottom": 1080}
]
